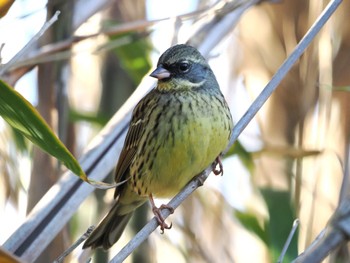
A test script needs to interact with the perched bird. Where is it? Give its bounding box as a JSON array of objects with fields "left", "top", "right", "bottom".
[{"left": 83, "top": 44, "right": 233, "bottom": 250}]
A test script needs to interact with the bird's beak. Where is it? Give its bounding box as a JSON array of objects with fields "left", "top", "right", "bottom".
[{"left": 150, "top": 65, "right": 171, "bottom": 80}]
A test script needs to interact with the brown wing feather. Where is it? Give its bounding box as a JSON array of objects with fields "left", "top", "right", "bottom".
[
  {"left": 114, "top": 120, "right": 144, "bottom": 182},
  {"left": 113, "top": 97, "right": 150, "bottom": 198}
]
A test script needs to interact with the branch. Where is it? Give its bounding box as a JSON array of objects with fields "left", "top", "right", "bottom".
[
  {"left": 0, "top": 0, "right": 110, "bottom": 85},
  {"left": 278, "top": 219, "right": 300, "bottom": 263},
  {"left": 2, "top": 0, "right": 264, "bottom": 261},
  {"left": 110, "top": 0, "right": 343, "bottom": 261},
  {"left": 294, "top": 118, "right": 350, "bottom": 261},
  {"left": 53, "top": 226, "right": 95, "bottom": 263},
  {"left": 110, "top": 168, "right": 212, "bottom": 263},
  {"left": 293, "top": 196, "right": 350, "bottom": 263},
  {"left": 225, "top": 0, "right": 343, "bottom": 152},
  {"left": 4, "top": 0, "right": 225, "bottom": 73},
  {"left": 0, "top": 11, "right": 60, "bottom": 77}
]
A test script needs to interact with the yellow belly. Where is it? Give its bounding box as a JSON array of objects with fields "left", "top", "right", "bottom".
[
  {"left": 151, "top": 119, "right": 229, "bottom": 197},
  {"left": 129, "top": 91, "right": 232, "bottom": 198},
  {"left": 137, "top": 115, "right": 230, "bottom": 197}
]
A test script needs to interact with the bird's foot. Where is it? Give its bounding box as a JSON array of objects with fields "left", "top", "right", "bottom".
[
  {"left": 152, "top": 204, "right": 174, "bottom": 233},
  {"left": 213, "top": 156, "right": 224, "bottom": 176},
  {"left": 149, "top": 194, "right": 174, "bottom": 233}
]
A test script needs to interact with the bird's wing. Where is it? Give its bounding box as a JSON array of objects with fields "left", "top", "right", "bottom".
[
  {"left": 114, "top": 119, "right": 144, "bottom": 181},
  {"left": 113, "top": 97, "right": 150, "bottom": 198}
]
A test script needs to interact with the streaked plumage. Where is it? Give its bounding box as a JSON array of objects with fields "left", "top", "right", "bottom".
[{"left": 83, "top": 44, "right": 233, "bottom": 250}]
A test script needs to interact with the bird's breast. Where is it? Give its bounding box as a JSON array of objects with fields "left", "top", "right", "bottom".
[{"left": 129, "top": 90, "right": 232, "bottom": 198}]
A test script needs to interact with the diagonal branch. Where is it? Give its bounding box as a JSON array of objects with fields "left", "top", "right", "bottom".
[
  {"left": 225, "top": 0, "right": 343, "bottom": 152},
  {"left": 3, "top": 0, "right": 226, "bottom": 74},
  {"left": 293, "top": 133, "right": 350, "bottom": 262},
  {"left": 110, "top": 0, "right": 343, "bottom": 261},
  {"left": 2, "top": 0, "right": 265, "bottom": 262},
  {"left": 0, "top": 11, "right": 60, "bottom": 77},
  {"left": 293, "top": 195, "right": 350, "bottom": 263}
]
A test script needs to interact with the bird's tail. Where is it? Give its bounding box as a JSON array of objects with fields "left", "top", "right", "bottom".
[{"left": 83, "top": 199, "right": 145, "bottom": 250}]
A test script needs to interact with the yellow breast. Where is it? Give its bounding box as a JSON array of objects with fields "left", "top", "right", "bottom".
[{"left": 129, "top": 90, "right": 232, "bottom": 198}]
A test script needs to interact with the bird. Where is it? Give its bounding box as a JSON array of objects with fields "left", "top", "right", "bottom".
[{"left": 83, "top": 44, "right": 233, "bottom": 250}]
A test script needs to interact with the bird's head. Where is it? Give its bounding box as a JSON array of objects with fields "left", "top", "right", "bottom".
[{"left": 150, "top": 44, "right": 213, "bottom": 92}]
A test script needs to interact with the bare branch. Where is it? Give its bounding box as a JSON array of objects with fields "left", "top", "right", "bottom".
[
  {"left": 53, "top": 226, "right": 95, "bottom": 263},
  {"left": 224, "top": 0, "right": 343, "bottom": 153},
  {"left": 278, "top": 219, "right": 300, "bottom": 263},
  {"left": 110, "top": 169, "right": 211, "bottom": 263},
  {"left": 3, "top": 0, "right": 344, "bottom": 262},
  {"left": 5, "top": 0, "right": 224, "bottom": 73},
  {"left": 293, "top": 140, "right": 349, "bottom": 262},
  {"left": 0, "top": 11, "right": 60, "bottom": 77},
  {"left": 72, "top": 0, "right": 110, "bottom": 30},
  {"left": 293, "top": 196, "right": 350, "bottom": 263},
  {"left": 0, "top": 43, "right": 5, "bottom": 65},
  {"left": 110, "top": 0, "right": 343, "bottom": 261},
  {"left": 2, "top": 0, "right": 264, "bottom": 261}
]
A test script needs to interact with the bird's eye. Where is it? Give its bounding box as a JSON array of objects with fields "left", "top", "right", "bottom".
[{"left": 178, "top": 62, "right": 190, "bottom": 73}]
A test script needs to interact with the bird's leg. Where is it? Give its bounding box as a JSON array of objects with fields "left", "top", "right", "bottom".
[
  {"left": 213, "top": 156, "right": 224, "bottom": 176},
  {"left": 149, "top": 194, "right": 174, "bottom": 233}
]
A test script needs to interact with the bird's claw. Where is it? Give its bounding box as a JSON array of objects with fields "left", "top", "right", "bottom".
[
  {"left": 213, "top": 156, "right": 224, "bottom": 176},
  {"left": 149, "top": 194, "right": 174, "bottom": 233},
  {"left": 152, "top": 204, "right": 174, "bottom": 233}
]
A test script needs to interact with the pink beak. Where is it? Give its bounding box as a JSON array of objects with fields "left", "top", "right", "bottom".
[{"left": 150, "top": 65, "right": 171, "bottom": 80}]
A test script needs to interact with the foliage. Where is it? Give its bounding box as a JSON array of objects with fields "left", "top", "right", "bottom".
[
  {"left": 0, "top": 80, "right": 91, "bottom": 186},
  {"left": 0, "top": 0, "right": 349, "bottom": 262}
]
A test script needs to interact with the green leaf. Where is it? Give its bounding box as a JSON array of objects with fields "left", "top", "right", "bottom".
[
  {"left": 0, "top": 80, "right": 114, "bottom": 189},
  {"left": 235, "top": 210, "right": 268, "bottom": 245},
  {"left": 10, "top": 125, "right": 29, "bottom": 152},
  {"left": 261, "top": 189, "right": 298, "bottom": 262},
  {"left": 110, "top": 32, "right": 152, "bottom": 84}
]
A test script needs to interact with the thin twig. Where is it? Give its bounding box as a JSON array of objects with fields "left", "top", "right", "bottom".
[
  {"left": 224, "top": 0, "right": 343, "bottom": 153},
  {"left": 2, "top": 1, "right": 260, "bottom": 261},
  {"left": 292, "top": 196, "right": 350, "bottom": 262},
  {"left": 0, "top": 43, "right": 5, "bottom": 65},
  {"left": 293, "top": 229, "right": 344, "bottom": 263},
  {"left": 0, "top": 11, "right": 61, "bottom": 76},
  {"left": 294, "top": 140, "right": 350, "bottom": 262},
  {"left": 110, "top": 169, "right": 211, "bottom": 263},
  {"left": 53, "top": 226, "right": 95, "bottom": 263},
  {"left": 109, "top": 0, "right": 343, "bottom": 261},
  {"left": 5, "top": 1, "right": 224, "bottom": 73},
  {"left": 278, "top": 219, "right": 300, "bottom": 263},
  {"left": 339, "top": 139, "right": 350, "bottom": 203}
]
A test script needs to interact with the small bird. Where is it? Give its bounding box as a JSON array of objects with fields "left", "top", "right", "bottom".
[{"left": 83, "top": 44, "right": 233, "bottom": 250}]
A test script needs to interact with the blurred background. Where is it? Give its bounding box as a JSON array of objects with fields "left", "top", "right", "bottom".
[{"left": 0, "top": 0, "right": 349, "bottom": 262}]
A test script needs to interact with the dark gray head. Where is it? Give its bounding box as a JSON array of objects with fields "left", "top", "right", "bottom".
[{"left": 150, "top": 44, "right": 215, "bottom": 91}]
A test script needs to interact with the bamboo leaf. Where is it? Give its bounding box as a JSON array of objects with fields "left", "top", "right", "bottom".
[
  {"left": 110, "top": 32, "right": 152, "bottom": 84},
  {"left": 0, "top": 79, "right": 115, "bottom": 189}
]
